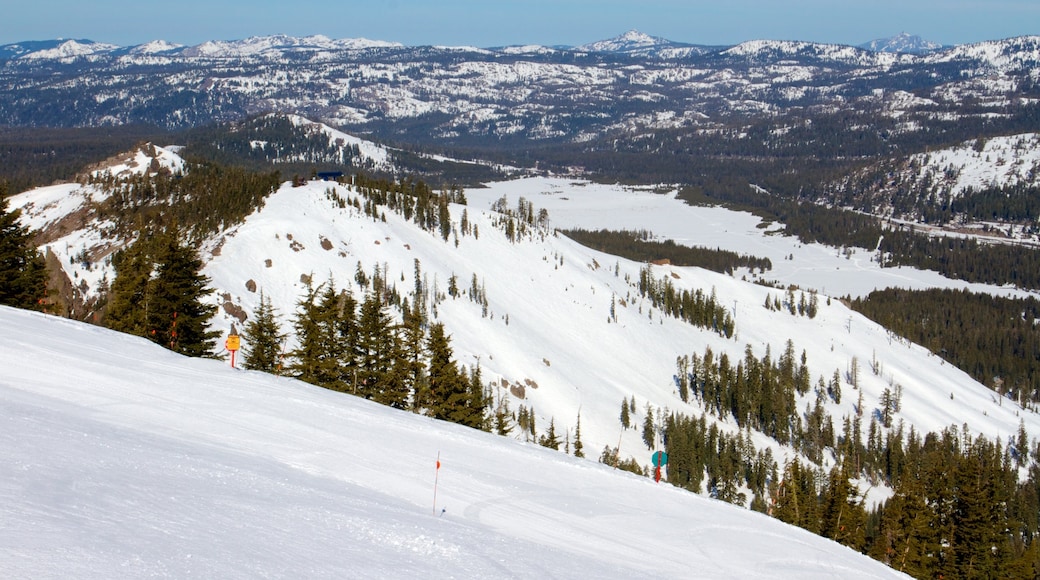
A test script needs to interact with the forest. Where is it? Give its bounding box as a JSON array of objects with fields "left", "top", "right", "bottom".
[
  {"left": 850, "top": 288, "right": 1040, "bottom": 405},
  {"left": 561, "top": 228, "right": 772, "bottom": 275}
]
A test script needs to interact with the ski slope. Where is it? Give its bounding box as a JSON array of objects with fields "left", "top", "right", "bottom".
[{"left": 0, "top": 305, "right": 907, "bottom": 578}]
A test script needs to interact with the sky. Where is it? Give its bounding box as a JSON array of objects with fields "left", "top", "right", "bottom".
[{"left": 2, "top": 0, "right": 1037, "bottom": 48}]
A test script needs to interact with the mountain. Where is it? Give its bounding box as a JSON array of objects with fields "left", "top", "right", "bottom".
[
  {"left": 0, "top": 304, "right": 907, "bottom": 578},
  {"left": 575, "top": 29, "right": 716, "bottom": 58},
  {"left": 182, "top": 113, "right": 518, "bottom": 183},
  {"left": 10, "top": 135, "right": 1038, "bottom": 478},
  {"left": 859, "top": 33, "right": 944, "bottom": 54},
  {"left": 1, "top": 33, "right": 1035, "bottom": 152},
  {"left": 0, "top": 38, "right": 112, "bottom": 60}
]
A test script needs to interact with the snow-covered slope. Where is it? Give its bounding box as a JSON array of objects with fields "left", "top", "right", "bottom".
[
  {"left": 909, "top": 133, "right": 1040, "bottom": 195},
  {"left": 0, "top": 305, "right": 908, "bottom": 579},
  {"left": 12, "top": 165, "right": 1040, "bottom": 483},
  {"left": 198, "top": 175, "right": 1040, "bottom": 479},
  {"left": 859, "top": 33, "right": 943, "bottom": 54}
]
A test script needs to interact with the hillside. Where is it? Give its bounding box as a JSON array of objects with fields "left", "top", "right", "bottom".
[
  {"left": 10, "top": 121, "right": 1040, "bottom": 575},
  {"left": 827, "top": 133, "right": 1040, "bottom": 230},
  {"left": 11, "top": 142, "right": 1040, "bottom": 478},
  {"left": 0, "top": 305, "right": 907, "bottom": 578}
]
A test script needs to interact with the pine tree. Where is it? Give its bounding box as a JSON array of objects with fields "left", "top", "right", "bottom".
[
  {"left": 288, "top": 279, "right": 326, "bottom": 386},
  {"left": 427, "top": 322, "right": 476, "bottom": 426},
  {"left": 642, "top": 403, "right": 656, "bottom": 449},
  {"left": 143, "top": 228, "right": 218, "bottom": 356},
  {"left": 0, "top": 194, "right": 48, "bottom": 310},
  {"left": 466, "top": 364, "right": 490, "bottom": 430},
  {"left": 620, "top": 398, "right": 631, "bottom": 429},
  {"left": 402, "top": 300, "right": 429, "bottom": 412},
  {"left": 355, "top": 291, "right": 403, "bottom": 405},
  {"left": 819, "top": 464, "right": 867, "bottom": 551},
  {"left": 104, "top": 235, "right": 155, "bottom": 335},
  {"left": 492, "top": 392, "right": 514, "bottom": 436},
  {"left": 574, "top": 411, "right": 585, "bottom": 458},
  {"left": 539, "top": 417, "right": 561, "bottom": 450},
  {"left": 242, "top": 291, "right": 285, "bottom": 373},
  {"left": 105, "top": 227, "right": 217, "bottom": 356}
]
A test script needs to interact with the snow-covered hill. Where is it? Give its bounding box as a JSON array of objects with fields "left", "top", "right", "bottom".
[
  {"left": 859, "top": 33, "right": 944, "bottom": 54},
  {"left": 828, "top": 132, "right": 1040, "bottom": 228},
  {"left": 0, "top": 304, "right": 908, "bottom": 578},
  {"left": 12, "top": 142, "right": 1039, "bottom": 493}
]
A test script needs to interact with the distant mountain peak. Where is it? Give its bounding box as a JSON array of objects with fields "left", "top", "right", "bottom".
[
  {"left": 860, "top": 32, "right": 944, "bottom": 54},
  {"left": 577, "top": 30, "right": 675, "bottom": 53}
]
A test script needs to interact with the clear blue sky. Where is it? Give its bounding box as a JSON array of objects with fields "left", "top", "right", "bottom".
[{"left": 3, "top": 0, "right": 1037, "bottom": 48}]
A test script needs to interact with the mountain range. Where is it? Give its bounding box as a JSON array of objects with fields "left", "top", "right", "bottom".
[{"left": 0, "top": 30, "right": 1035, "bottom": 150}]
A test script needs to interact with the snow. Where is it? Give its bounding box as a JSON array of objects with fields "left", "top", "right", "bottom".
[
  {"left": 192, "top": 175, "right": 1040, "bottom": 489},
  {"left": 0, "top": 305, "right": 907, "bottom": 579},
  {"left": 17, "top": 39, "right": 118, "bottom": 60},
  {"left": 907, "top": 133, "right": 1040, "bottom": 196},
  {"left": 12, "top": 160, "right": 1040, "bottom": 531},
  {"left": 469, "top": 177, "right": 1033, "bottom": 300}
]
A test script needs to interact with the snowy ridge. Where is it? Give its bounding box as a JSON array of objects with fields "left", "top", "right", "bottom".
[
  {"left": 722, "top": 40, "right": 903, "bottom": 67},
  {"left": 12, "top": 166, "right": 1040, "bottom": 488},
  {"left": 578, "top": 30, "right": 673, "bottom": 52},
  {"left": 859, "top": 33, "right": 944, "bottom": 54},
  {"left": 282, "top": 113, "right": 393, "bottom": 169},
  {"left": 178, "top": 34, "right": 402, "bottom": 58},
  {"left": 923, "top": 36, "right": 1040, "bottom": 73},
  {"left": 909, "top": 133, "right": 1040, "bottom": 195},
  {"left": 2, "top": 33, "right": 1036, "bottom": 140},
  {"left": 16, "top": 39, "right": 119, "bottom": 60},
  {"left": 0, "top": 305, "right": 907, "bottom": 578},
  {"left": 127, "top": 40, "right": 184, "bottom": 55}
]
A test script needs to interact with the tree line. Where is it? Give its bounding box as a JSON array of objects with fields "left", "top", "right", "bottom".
[
  {"left": 637, "top": 265, "right": 735, "bottom": 338},
  {"left": 562, "top": 228, "right": 772, "bottom": 275},
  {"left": 851, "top": 287, "right": 1040, "bottom": 405},
  {"left": 242, "top": 277, "right": 490, "bottom": 429}
]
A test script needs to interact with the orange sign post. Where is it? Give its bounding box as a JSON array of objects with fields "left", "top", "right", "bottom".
[{"left": 225, "top": 332, "right": 241, "bottom": 368}]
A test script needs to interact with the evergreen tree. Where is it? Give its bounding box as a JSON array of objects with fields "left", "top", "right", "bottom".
[
  {"left": 143, "top": 228, "right": 218, "bottom": 356},
  {"left": 104, "top": 234, "right": 155, "bottom": 335},
  {"left": 355, "top": 291, "right": 404, "bottom": 405},
  {"left": 241, "top": 291, "right": 285, "bottom": 373},
  {"left": 539, "top": 417, "right": 561, "bottom": 450},
  {"left": 288, "top": 279, "right": 325, "bottom": 386},
  {"left": 642, "top": 403, "right": 656, "bottom": 449},
  {"left": 819, "top": 464, "right": 867, "bottom": 551},
  {"left": 574, "top": 411, "right": 585, "bottom": 458},
  {"left": 491, "top": 391, "right": 514, "bottom": 436},
  {"left": 402, "top": 300, "right": 429, "bottom": 412},
  {"left": 620, "top": 398, "right": 631, "bottom": 429},
  {"left": 467, "top": 364, "right": 490, "bottom": 431},
  {"left": 0, "top": 194, "right": 48, "bottom": 310},
  {"left": 427, "top": 322, "right": 478, "bottom": 426},
  {"left": 105, "top": 227, "right": 217, "bottom": 356}
]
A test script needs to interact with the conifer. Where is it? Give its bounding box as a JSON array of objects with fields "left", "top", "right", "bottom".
[
  {"left": 0, "top": 194, "right": 48, "bottom": 310},
  {"left": 242, "top": 291, "right": 285, "bottom": 373}
]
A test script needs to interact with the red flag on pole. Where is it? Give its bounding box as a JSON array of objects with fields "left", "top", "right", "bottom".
[{"left": 433, "top": 452, "right": 441, "bottom": 515}]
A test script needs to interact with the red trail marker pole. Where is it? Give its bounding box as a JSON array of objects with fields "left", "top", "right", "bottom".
[{"left": 433, "top": 452, "right": 441, "bottom": 516}]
